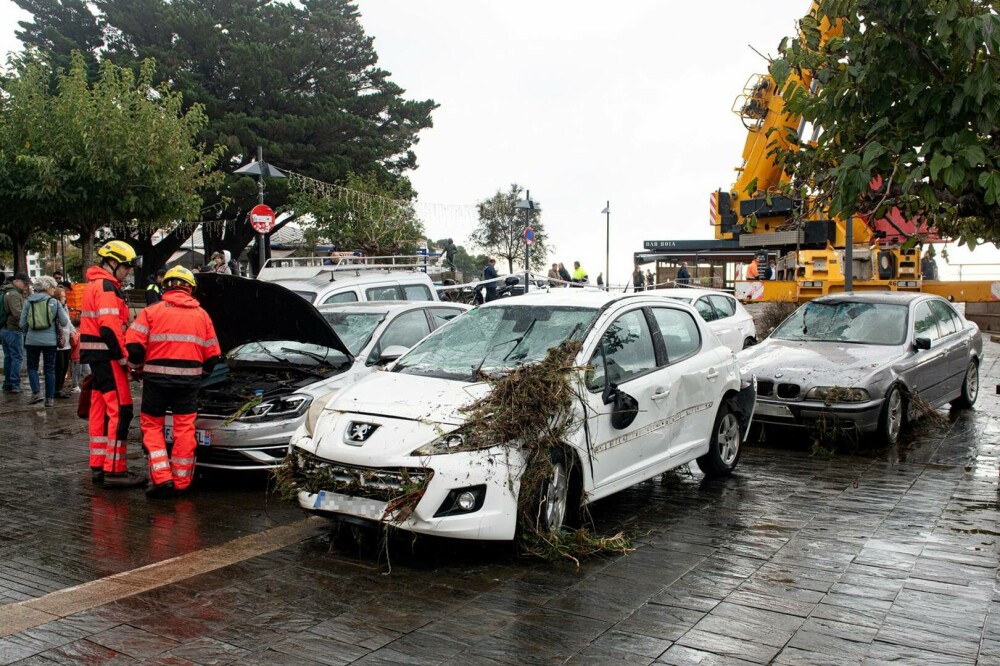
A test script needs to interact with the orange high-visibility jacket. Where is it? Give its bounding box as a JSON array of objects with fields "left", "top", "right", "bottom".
[
  {"left": 80, "top": 265, "right": 129, "bottom": 363},
  {"left": 125, "top": 290, "right": 222, "bottom": 385}
]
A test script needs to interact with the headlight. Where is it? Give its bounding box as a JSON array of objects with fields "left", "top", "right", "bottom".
[
  {"left": 805, "top": 386, "right": 871, "bottom": 402},
  {"left": 237, "top": 394, "right": 312, "bottom": 422},
  {"left": 305, "top": 390, "right": 341, "bottom": 436},
  {"left": 411, "top": 430, "right": 499, "bottom": 456}
]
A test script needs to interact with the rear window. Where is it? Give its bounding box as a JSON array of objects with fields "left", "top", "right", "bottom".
[
  {"left": 403, "top": 284, "right": 433, "bottom": 301},
  {"left": 323, "top": 291, "right": 359, "bottom": 304}
]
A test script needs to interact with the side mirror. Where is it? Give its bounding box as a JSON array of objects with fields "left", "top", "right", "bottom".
[
  {"left": 913, "top": 337, "right": 931, "bottom": 351},
  {"left": 377, "top": 345, "right": 409, "bottom": 365}
]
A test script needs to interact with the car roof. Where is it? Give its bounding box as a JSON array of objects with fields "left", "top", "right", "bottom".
[
  {"left": 813, "top": 292, "right": 934, "bottom": 306},
  {"left": 269, "top": 271, "right": 433, "bottom": 291},
  {"left": 650, "top": 287, "right": 733, "bottom": 299},
  {"left": 317, "top": 301, "right": 469, "bottom": 314},
  {"left": 477, "top": 289, "right": 689, "bottom": 310}
]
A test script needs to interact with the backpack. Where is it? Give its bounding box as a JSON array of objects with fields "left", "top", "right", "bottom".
[{"left": 27, "top": 297, "right": 53, "bottom": 331}]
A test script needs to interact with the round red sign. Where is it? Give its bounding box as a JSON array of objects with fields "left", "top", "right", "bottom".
[{"left": 249, "top": 204, "right": 275, "bottom": 233}]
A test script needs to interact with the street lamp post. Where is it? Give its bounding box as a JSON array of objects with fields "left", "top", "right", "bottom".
[
  {"left": 235, "top": 147, "right": 286, "bottom": 277},
  {"left": 515, "top": 191, "right": 540, "bottom": 294},
  {"left": 601, "top": 202, "right": 610, "bottom": 291}
]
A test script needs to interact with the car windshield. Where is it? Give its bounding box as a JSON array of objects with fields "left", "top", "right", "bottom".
[
  {"left": 321, "top": 311, "right": 387, "bottom": 356},
  {"left": 394, "top": 305, "right": 598, "bottom": 380},
  {"left": 772, "top": 301, "right": 908, "bottom": 345},
  {"left": 229, "top": 340, "right": 350, "bottom": 370}
]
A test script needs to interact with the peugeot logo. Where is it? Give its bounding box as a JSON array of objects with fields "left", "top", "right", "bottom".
[
  {"left": 774, "top": 372, "right": 784, "bottom": 378},
  {"left": 344, "top": 422, "right": 380, "bottom": 445}
]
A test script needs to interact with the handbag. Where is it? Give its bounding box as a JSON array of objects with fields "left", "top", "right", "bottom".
[{"left": 77, "top": 374, "right": 93, "bottom": 419}]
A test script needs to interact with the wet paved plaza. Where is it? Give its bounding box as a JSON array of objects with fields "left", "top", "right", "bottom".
[{"left": 0, "top": 343, "right": 997, "bottom": 664}]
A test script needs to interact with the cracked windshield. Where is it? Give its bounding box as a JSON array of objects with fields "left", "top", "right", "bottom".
[
  {"left": 321, "top": 312, "right": 386, "bottom": 356},
  {"left": 772, "top": 301, "right": 908, "bottom": 345},
  {"left": 394, "top": 305, "right": 597, "bottom": 380}
]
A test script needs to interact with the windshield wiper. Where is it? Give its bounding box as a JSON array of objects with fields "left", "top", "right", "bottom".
[
  {"left": 279, "top": 346, "right": 342, "bottom": 371},
  {"left": 502, "top": 318, "right": 538, "bottom": 361}
]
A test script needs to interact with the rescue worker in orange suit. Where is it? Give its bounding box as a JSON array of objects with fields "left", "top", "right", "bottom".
[
  {"left": 82, "top": 240, "right": 145, "bottom": 488},
  {"left": 125, "top": 266, "right": 221, "bottom": 498}
]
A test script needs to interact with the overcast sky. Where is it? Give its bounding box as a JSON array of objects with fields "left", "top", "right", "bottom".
[{"left": 0, "top": 0, "right": 995, "bottom": 283}]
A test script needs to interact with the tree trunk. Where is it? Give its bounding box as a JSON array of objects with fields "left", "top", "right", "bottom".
[
  {"left": 79, "top": 222, "right": 99, "bottom": 274},
  {"left": 10, "top": 231, "right": 29, "bottom": 276}
]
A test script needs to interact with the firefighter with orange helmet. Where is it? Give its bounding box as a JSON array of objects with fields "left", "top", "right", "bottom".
[
  {"left": 126, "top": 266, "right": 221, "bottom": 498},
  {"left": 82, "top": 240, "right": 145, "bottom": 488}
]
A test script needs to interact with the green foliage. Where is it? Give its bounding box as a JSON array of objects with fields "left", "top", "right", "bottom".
[
  {"left": 293, "top": 171, "right": 424, "bottom": 257},
  {"left": 771, "top": 0, "right": 1000, "bottom": 248},
  {"left": 471, "top": 184, "right": 549, "bottom": 274},
  {"left": 0, "top": 51, "right": 222, "bottom": 270},
  {"left": 12, "top": 0, "right": 437, "bottom": 266}
]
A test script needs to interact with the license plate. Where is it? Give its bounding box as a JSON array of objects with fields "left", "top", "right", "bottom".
[
  {"left": 755, "top": 402, "right": 794, "bottom": 419},
  {"left": 313, "top": 490, "right": 387, "bottom": 520},
  {"left": 163, "top": 426, "right": 212, "bottom": 446}
]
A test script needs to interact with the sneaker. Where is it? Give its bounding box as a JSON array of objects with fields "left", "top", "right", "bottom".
[
  {"left": 44, "top": 398, "right": 54, "bottom": 408},
  {"left": 56, "top": 390, "right": 72, "bottom": 399},
  {"left": 71, "top": 386, "right": 81, "bottom": 394},
  {"left": 91, "top": 469, "right": 104, "bottom": 485},
  {"left": 100, "top": 471, "right": 147, "bottom": 489},
  {"left": 145, "top": 480, "right": 176, "bottom": 498},
  {"left": 28, "top": 393, "right": 43, "bottom": 405}
]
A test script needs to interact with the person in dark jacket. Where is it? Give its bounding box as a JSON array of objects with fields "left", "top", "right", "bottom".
[
  {"left": 1, "top": 272, "right": 30, "bottom": 392},
  {"left": 676, "top": 262, "right": 691, "bottom": 285},
  {"left": 126, "top": 266, "right": 221, "bottom": 498},
  {"left": 145, "top": 269, "right": 166, "bottom": 305},
  {"left": 483, "top": 258, "right": 499, "bottom": 302}
]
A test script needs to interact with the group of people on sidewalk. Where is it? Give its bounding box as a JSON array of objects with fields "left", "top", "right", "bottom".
[
  {"left": 2, "top": 273, "right": 83, "bottom": 406},
  {"left": 3, "top": 240, "right": 222, "bottom": 500}
]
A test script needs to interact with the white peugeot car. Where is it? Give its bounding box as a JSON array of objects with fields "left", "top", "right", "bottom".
[{"left": 288, "top": 291, "right": 756, "bottom": 540}]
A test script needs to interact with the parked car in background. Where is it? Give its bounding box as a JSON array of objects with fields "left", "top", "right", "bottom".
[
  {"left": 289, "top": 291, "right": 756, "bottom": 541},
  {"left": 257, "top": 255, "right": 440, "bottom": 305},
  {"left": 737, "top": 292, "right": 982, "bottom": 445},
  {"left": 654, "top": 287, "right": 757, "bottom": 352},
  {"left": 163, "top": 275, "right": 468, "bottom": 472}
]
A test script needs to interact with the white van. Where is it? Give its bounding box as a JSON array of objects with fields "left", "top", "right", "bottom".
[{"left": 257, "top": 255, "right": 440, "bottom": 305}]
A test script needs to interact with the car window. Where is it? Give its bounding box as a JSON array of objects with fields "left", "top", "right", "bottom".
[
  {"left": 709, "top": 295, "right": 736, "bottom": 319},
  {"left": 402, "top": 284, "right": 433, "bottom": 301},
  {"left": 587, "top": 310, "right": 657, "bottom": 389},
  {"left": 322, "top": 291, "right": 359, "bottom": 304},
  {"left": 651, "top": 307, "right": 701, "bottom": 362},
  {"left": 322, "top": 311, "right": 387, "bottom": 356},
  {"left": 913, "top": 302, "right": 939, "bottom": 342},
  {"left": 694, "top": 298, "right": 717, "bottom": 322},
  {"left": 928, "top": 300, "right": 958, "bottom": 337},
  {"left": 292, "top": 290, "right": 317, "bottom": 302},
  {"left": 367, "top": 310, "right": 432, "bottom": 364},
  {"left": 366, "top": 285, "right": 399, "bottom": 301},
  {"left": 429, "top": 307, "right": 464, "bottom": 329}
]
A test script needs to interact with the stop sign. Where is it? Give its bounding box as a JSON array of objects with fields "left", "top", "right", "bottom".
[{"left": 250, "top": 204, "right": 275, "bottom": 233}]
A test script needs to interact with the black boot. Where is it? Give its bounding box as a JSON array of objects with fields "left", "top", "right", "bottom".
[
  {"left": 91, "top": 468, "right": 104, "bottom": 485},
  {"left": 145, "top": 480, "right": 176, "bottom": 498},
  {"left": 101, "top": 471, "right": 147, "bottom": 489}
]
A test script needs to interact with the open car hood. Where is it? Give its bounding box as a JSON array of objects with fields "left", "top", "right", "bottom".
[{"left": 196, "top": 274, "right": 350, "bottom": 356}]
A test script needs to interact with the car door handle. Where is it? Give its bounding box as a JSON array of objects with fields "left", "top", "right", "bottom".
[
  {"left": 651, "top": 388, "right": 670, "bottom": 401},
  {"left": 706, "top": 369, "right": 719, "bottom": 380}
]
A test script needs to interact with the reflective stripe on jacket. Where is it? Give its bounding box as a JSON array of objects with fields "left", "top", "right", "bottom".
[
  {"left": 125, "top": 290, "right": 222, "bottom": 385},
  {"left": 80, "top": 265, "right": 129, "bottom": 363}
]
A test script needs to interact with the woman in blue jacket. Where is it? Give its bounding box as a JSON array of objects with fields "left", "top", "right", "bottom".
[{"left": 20, "top": 276, "right": 70, "bottom": 407}]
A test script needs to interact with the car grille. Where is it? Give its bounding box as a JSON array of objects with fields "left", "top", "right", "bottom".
[
  {"left": 296, "top": 452, "right": 431, "bottom": 501},
  {"left": 757, "top": 380, "right": 801, "bottom": 399}
]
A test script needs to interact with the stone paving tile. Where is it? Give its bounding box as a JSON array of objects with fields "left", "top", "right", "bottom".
[
  {"left": 36, "top": 638, "right": 139, "bottom": 664},
  {"left": 656, "top": 643, "right": 758, "bottom": 665},
  {"left": 864, "top": 639, "right": 973, "bottom": 665},
  {"left": 161, "top": 636, "right": 250, "bottom": 665},
  {"left": 614, "top": 602, "right": 706, "bottom": 642},
  {"left": 674, "top": 629, "right": 780, "bottom": 664},
  {"left": 86, "top": 624, "right": 181, "bottom": 660},
  {"left": 268, "top": 632, "right": 370, "bottom": 665}
]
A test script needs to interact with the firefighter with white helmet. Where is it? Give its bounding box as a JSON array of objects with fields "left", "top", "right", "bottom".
[
  {"left": 82, "top": 240, "right": 145, "bottom": 488},
  {"left": 126, "top": 265, "right": 222, "bottom": 498}
]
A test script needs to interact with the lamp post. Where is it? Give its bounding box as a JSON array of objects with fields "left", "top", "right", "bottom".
[
  {"left": 235, "top": 147, "right": 286, "bottom": 278},
  {"left": 515, "top": 191, "right": 540, "bottom": 294},
  {"left": 601, "top": 202, "right": 610, "bottom": 291}
]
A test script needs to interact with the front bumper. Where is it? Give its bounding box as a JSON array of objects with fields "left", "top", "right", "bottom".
[
  {"left": 289, "top": 435, "right": 524, "bottom": 541},
  {"left": 752, "top": 397, "right": 883, "bottom": 433},
  {"left": 165, "top": 413, "right": 304, "bottom": 470}
]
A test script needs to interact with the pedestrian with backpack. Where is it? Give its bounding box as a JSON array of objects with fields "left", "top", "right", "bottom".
[
  {"left": 2, "top": 272, "right": 30, "bottom": 393},
  {"left": 20, "top": 276, "right": 68, "bottom": 407}
]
